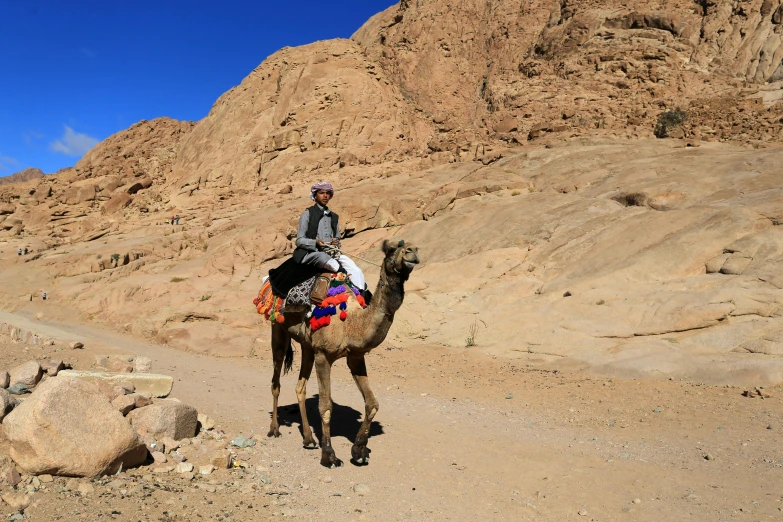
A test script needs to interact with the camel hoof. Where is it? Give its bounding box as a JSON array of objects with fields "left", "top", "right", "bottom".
[
  {"left": 303, "top": 441, "right": 318, "bottom": 449},
  {"left": 351, "top": 457, "right": 368, "bottom": 466},
  {"left": 267, "top": 429, "right": 281, "bottom": 438}
]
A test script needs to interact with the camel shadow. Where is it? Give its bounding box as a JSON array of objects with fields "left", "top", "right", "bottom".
[{"left": 274, "top": 395, "right": 384, "bottom": 443}]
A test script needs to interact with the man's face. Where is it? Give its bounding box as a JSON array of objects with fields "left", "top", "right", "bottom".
[{"left": 315, "top": 190, "right": 332, "bottom": 206}]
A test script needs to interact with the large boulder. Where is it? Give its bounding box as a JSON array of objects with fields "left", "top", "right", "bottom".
[
  {"left": 9, "top": 361, "right": 42, "bottom": 387},
  {"left": 2, "top": 377, "right": 147, "bottom": 477},
  {"left": 127, "top": 400, "right": 198, "bottom": 440}
]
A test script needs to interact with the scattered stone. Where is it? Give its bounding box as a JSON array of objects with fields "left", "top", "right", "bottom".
[
  {"left": 160, "top": 437, "right": 180, "bottom": 452},
  {"left": 2, "top": 467, "right": 22, "bottom": 486},
  {"left": 175, "top": 462, "right": 194, "bottom": 474},
  {"left": 9, "top": 514, "right": 24, "bottom": 521},
  {"left": 1, "top": 492, "right": 32, "bottom": 511},
  {"left": 128, "top": 400, "right": 198, "bottom": 440},
  {"left": 197, "top": 413, "right": 215, "bottom": 430},
  {"left": 198, "top": 465, "right": 215, "bottom": 475},
  {"left": 38, "top": 474, "right": 53, "bottom": 483},
  {"left": 133, "top": 356, "right": 152, "bottom": 373},
  {"left": 767, "top": 424, "right": 773, "bottom": 430},
  {"left": 57, "top": 370, "right": 173, "bottom": 397},
  {"left": 69, "top": 342, "right": 84, "bottom": 350},
  {"left": 0, "top": 371, "right": 9, "bottom": 389},
  {"left": 40, "top": 360, "right": 65, "bottom": 376},
  {"left": 151, "top": 452, "right": 167, "bottom": 464},
  {"left": 505, "top": 394, "right": 513, "bottom": 400},
  {"left": 6, "top": 384, "right": 28, "bottom": 395},
  {"left": 742, "top": 387, "right": 773, "bottom": 399},
  {"left": 111, "top": 394, "right": 137, "bottom": 415},
  {"left": 9, "top": 361, "right": 43, "bottom": 387},
  {"left": 198, "top": 484, "right": 217, "bottom": 493},
  {"left": 77, "top": 482, "right": 95, "bottom": 496},
  {"left": 154, "top": 466, "right": 174, "bottom": 474},
  {"left": 94, "top": 355, "right": 135, "bottom": 373},
  {"left": 322, "top": 476, "right": 333, "bottom": 483},
  {"left": 578, "top": 510, "right": 587, "bottom": 516},
  {"left": 128, "top": 392, "right": 152, "bottom": 409},
  {"left": 633, "top": 498, "right": 641, "bottom": 504},
  {"left": 170, "top": 453, "right": 186, "bottom": 463},
  {"left": 231, "top": 436, "right": 256, "bottom": 448},
  {"left": 0, "top": 388, "right": 19, "bottom": 421},
  {"left": 181, "top": 471, "right": 195, "bottom": 481},
  {"left": 704, "top": 454, "right": 714, "bottom": 461},
  {"left": 353, "top": 483, "right": 371, "bottom": 496},
  {"left": 2, "top": 377, "right": 147, "bottom": 476},
  {"left": 210, "top": 451, "right": 231, "bottom": 469},
  {"left": 116, "top": 382, "right": 135, "bottom": 394}
]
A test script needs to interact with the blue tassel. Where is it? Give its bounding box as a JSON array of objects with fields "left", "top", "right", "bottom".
[{"left": 339, "top": 302, "right": 347, "bottom": 311}]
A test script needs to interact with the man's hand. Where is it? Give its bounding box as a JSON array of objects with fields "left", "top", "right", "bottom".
[
  {"left": 316, "top": 239, "right": 327, "bottom": 249},
  {"left": 330, "top": 238, "right": 340, "bottom": 246}
]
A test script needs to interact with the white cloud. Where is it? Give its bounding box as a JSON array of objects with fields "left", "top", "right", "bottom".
[
  {"left": 0, "top": 153, "right": 20, "bottom": 171},
  {"left": 49, "top": 126, "right": 99, "bottom": 157}
]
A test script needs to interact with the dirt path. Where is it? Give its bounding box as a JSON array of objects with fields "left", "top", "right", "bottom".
[{"left": 2, "top": 311, "right": 782, "bottom": 521}]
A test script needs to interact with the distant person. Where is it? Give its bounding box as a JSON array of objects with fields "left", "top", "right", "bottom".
[
  {"left": 41, "top": 291, "right": 47, "bottom": 301},
  {"left": 170, "top": 216, "right": 175, "bottom": 225},
  {"left": 175, "top": 214, "right": 180, "bottom": 225},
  {"left": 17, "top": 248, "right": 22, "bottom": 256},
  {"left": 23, "top": 247, "right": 28, "bottom": 255}
]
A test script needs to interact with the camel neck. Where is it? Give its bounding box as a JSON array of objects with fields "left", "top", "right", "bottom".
[{"left": 357, "top": 267, "right": 405, "bottom": 349}]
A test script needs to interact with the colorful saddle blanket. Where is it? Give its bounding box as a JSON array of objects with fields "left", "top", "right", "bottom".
[{"left": 253, "top": 272, "right": 367, "bottom": 331}]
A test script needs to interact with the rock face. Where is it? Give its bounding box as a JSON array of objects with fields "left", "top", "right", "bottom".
[
  {"left": 128, "top": 401, "right": 198, "bottom": 440},
  {"left": 2, "top": 377, "right": 147, "bottom": 477},
  {"left": 0, "top": 389, "right": 18, "bottom": 422}
]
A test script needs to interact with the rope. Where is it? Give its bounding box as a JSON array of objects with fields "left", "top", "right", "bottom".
[{"left": 322, "top": 244, "right": 382, "bottom": 268}]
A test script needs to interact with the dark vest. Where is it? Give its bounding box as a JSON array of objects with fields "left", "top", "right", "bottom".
[{"left": 291, "top": 205, "right": 339, "bottom": 263}]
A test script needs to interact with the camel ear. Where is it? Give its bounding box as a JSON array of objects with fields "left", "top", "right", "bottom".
[{"left": 381, "top": 239, "right": 400, "bottom": 257}]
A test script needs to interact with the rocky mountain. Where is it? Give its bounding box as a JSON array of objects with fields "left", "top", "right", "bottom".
[
  {"left": 1, "top": 0, "right": 782, "bottom": 384},
  {"left": 0, "top": 168, "right": 44, "bottom": 186}
]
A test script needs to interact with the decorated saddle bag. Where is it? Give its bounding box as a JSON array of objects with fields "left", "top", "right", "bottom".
[{"left": 309, "top": 274, "right": 332, "bottom": 306}]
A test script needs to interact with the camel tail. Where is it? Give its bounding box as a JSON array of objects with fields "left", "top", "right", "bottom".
[{"left": 283, "top": 339, "right": 294, "bottom": 375}]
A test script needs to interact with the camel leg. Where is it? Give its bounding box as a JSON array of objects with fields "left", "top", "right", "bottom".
[
  {"left": 315, "top": 352, "right": 342, "bottom": 468},
  {"left": 267, "top": 325, "right": 287, "bottom": 438},
  {"left": 296, "top": 345, "right": 317, "bottom": 449},
  {"left": 347, "top": 355, "right": 378, "bottom": 466}
]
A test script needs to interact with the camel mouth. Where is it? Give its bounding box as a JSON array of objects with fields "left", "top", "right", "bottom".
[{"left": 403, "top": 260, "right": 418, "bottom": 270}]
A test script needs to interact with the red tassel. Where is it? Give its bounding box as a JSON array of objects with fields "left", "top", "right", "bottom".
[
  {"left": 339, "top": 311, "right": 347, "bottom": 321},
  {"left": 356, "top": 295, "right": 366, "bottom": 308},
  {"left": 275, "top": 314, "right": 285, "bottom": 324}
]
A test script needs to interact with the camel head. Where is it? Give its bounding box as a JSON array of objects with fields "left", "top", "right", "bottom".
[{"left": 381, "top": 239, "right": 419, "bottom": 279}]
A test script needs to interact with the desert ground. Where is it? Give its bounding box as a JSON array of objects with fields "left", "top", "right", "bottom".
[{"left": 1, "top": 309, "right": 781, "bottom": 521}]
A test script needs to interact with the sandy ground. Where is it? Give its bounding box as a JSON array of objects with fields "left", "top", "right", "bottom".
[{"left": 1, "top": 313, "right": 782, "bottom": 521}]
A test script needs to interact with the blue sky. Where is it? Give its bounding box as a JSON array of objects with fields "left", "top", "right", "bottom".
[{"left": 0, "top": 0, "right": 397, "bottom": 176}]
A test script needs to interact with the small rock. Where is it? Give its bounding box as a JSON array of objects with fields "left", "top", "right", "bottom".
[
  {"left": 77, "top": 482, "right": 95, "bottom": 496},
  {"left": 505, "top": 394, "right": 513, "bottom": 400},
  {"left": 180, "top": 471, "right": 195, "bottom": 481},
  {"left": 40, "top": 360, "right": 65, "bottom": 376},
  {"left": 38, "top": 474, "right": 53, "bottom": 483},
  {"left": 6, "top": 384, "right": 29, "bottom": 395},
  {"left": 151, "top": 451, "right": 167, "bottom": 464},
  {"left": 231, "top": 436, "right": 256, "bottom": 448},
  {"left": 197, "top": 413, "right": 215, "bottom": 431},
  {"left": 2, "top": 467, "right": 22, "bottom": 486},
  {"left": 198, "top": 484, "right": 217, "bottom": 493},
  {"left": 633, "top": 498, "right": 641, "bottom": 504},
  {"left": 170, "top": 453, "right": 186, "bottom": 463},
  {"left": 198, "top": 465, "right": 215, "bottom": 475},
  {"left": 9, "top": 361, "right": 43, "bottom": 387},
  {"left": 111, "top": 394, "right": 137, "bottom": 415},
  {"left": 704, "top": 454, "right": 714, "bottom": 461},
  {"left": 1, "top": 492, "right": 32, "bottom": 511},
  {"left": 175, "top": 462, "right": 194, "bottom": 474},
  {"left": 258, "top": 475, "right": 272, "bottom": 485},
  {"left": 134, "top": 356, "right": 152, "bottom": 373},
  {"left": 0, "top": 371, "right": 10, "bottom": 389},
  {"left": 128, "top": 401, "right": 198, "bottom": 440},
  {"left": 153, "top": 466, "right": 174, "bottom": 474},
  {"left": 353, "top": 483, "right": 371, "bottom": 496},
  {"left": 322, "top": 476, "right": 333, "bottom": 483},
  {"left": 0, "top": 388, "right": 19, "bottom": 421},
  {"left": 210, "top": 451, "right": 231, "bottom": 469},
  {"left": 65, "top": 478, "right": 80, "bottom": 491},
  {"left": 69, "top": 342, "right": 84, "bottom": 349},
  {"left": 10, "top": 514, "right": 24, "bottom": 521},
  {"left": 160, "top": 437, "right": 180, "bottom": 452},
  {"left": 767, "top": 424, "right": 773, "bottom": 430},
  {"left": 128, "top": 393, "right": 152, "bottom": 409},
  {"left": 116, "top": 382, "right": 135, "bottom": 394},
  {"left": 577, "top": 510, "right": 587, "bottom": 516}
]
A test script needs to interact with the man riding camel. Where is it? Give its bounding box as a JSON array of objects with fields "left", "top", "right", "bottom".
[{"left": 291, "top": 181, "right": 369, "bottom": 300}]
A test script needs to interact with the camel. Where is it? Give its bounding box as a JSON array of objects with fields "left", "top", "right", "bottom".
[{"left": 267, "top": 239, "right": 419, "bottom": 468}]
